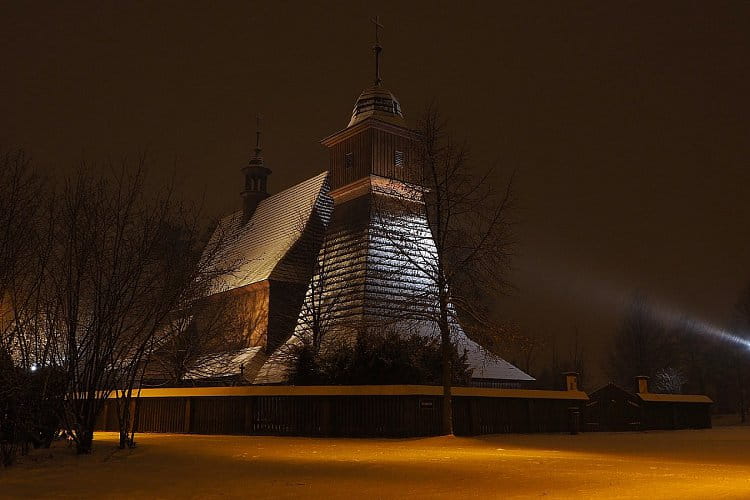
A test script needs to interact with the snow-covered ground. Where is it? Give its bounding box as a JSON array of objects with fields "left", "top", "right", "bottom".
[{"left": 2, "top": 427, "right": 750, "bottom": 499}]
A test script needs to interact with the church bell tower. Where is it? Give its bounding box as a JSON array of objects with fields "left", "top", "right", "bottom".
[
  {"left": 304, "top": 17, "right": 424, "bottom": 327},
  {"left": 241, "top": 115, "right": 271, "bottom": 224},
  {"left": 321, "top": 17, "right": 420, "bottom": 196}
]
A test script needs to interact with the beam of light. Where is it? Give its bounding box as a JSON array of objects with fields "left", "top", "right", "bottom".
[
  {"left": 675, "top": 317, "right": 750, "bottom": 350},
  {"left": 630, "top": 300, "right": 750, "bottom": 351},
  {"left": 522, "top": 259, "right": 750, "bottom": 352}
]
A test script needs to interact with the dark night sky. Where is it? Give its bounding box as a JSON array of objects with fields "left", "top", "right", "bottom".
[{"left": 2, "top": 1, "right": 749, "bottom": 383}]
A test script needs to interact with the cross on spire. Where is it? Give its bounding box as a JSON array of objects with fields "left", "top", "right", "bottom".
[
  {"left": 254, "top": 113, "right": 262, "bottom": 156},
  {"left": 371, "top": 16, "right": 383, "bottom": 86}
]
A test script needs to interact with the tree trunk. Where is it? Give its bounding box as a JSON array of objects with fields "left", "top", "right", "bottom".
[
  {"left": 439, "top": 294, "right": 453, "bottom": 435},
  {"left": 118, "top": 396, "right": 138, "bottom": 449},
  {"left": 76, "top": 428, "right": 93, "bottom": 455},
  {"left": 441, "top": 338, "right": 453, "bottom": 435}
]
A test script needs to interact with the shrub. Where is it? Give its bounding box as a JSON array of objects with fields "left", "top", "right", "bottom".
[
  {"left": 0, "top": 349, "right": 64, "bottom": 467},
  {"left": 291, "top": 328, "right": 472, "bottom": 386}
]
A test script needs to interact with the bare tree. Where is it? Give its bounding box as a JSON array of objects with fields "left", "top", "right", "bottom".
[
  {"left": 0, "top": 150, "right": 61, "bottom": 466},
  {"left": 0, "top": 150, "right": 45, "bottom": 352},
  {"left": 503, "top": 327, "right": 543, "bottom": 377},
  {"left": 151, "top": 295, "right": 247, "bottom": 386},
  {"left": 147, "top": 219, "right": 249, "bottom": 387},
  {"left": 37, "top": 159, "right": 225, "bottom": 452},
  {"left": 730, "top": 283, "right": 750, "bottom": 421},
  {"left": 270, "top": 211, "right": 363, "bottom": 384},
  {"left": 374, "top": 106, "right": 517, "bottom": 435},
  {"left": 608, "top": 292, "right": 677, "bottom": 388},
  {"left": 652, "top": 367, "right": 687, "bottom": 394},
  {"left": 567, "top": 326, "right": 587, "bottom": 389},
  {"left": 736, "top": 283, "right": 750, "bottom": 331}
]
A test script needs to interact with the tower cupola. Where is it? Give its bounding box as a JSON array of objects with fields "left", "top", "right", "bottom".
[
  {"left": 348, "top": 85, "right": 405, "bottom": 127},
  {"left": 347, "top": 16, "right": 405, "bottom": 128}
]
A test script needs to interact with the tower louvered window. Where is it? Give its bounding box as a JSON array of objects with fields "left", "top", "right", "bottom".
[{"left": 394, "top": 150, "right": 405, "bottom": 168}]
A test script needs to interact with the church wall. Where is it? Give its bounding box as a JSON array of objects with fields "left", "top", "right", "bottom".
[
  {"left": 214, "top": 281, "right": 270, "bottom": 349},
  {"left": 267, "top": 280, "right": 309, "bottom": 352}
]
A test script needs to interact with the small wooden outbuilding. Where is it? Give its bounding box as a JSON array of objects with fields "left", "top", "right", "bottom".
[
  {"left": 584, "top": 383, "right": 643, "bottom": 431},
  {"left": 584, "top": 376, "right": 712, "bottom": 431},
  {"left": 637, "top": 392, "right": 712, "bottom": 430}
]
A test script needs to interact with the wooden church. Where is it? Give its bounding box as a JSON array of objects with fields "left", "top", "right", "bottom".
[{"left": 189, "top": 30, "right": 533, "bottom": 387}]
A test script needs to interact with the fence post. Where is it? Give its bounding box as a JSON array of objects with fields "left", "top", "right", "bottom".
[
  {"left": 469, "top": 398, "right": 481, "bottom": 436},
  {"left": 567, "top": 406, "right": 580, "bottom": 435},
  {"left": 183, "top": 397, "right": 192, "bottom": 434},
  {"left": 321, "top": 397, "right": 332, "bottom": 437},
  {"left": 244, "top": 397, "right": 255, "bottom": 434},
  {"left": 101, "top": 400, "right": 110, "bottom": 431},
  {"left": 128, "top": 399, "right": 137, "bottom": 434},
  {"left": 526, "top": 399, "right": 535, "bottom": 432}
]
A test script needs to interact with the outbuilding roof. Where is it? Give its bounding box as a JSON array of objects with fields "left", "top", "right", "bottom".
[{"left": 637, "top": 393, "right": 713, "bottom": 404}]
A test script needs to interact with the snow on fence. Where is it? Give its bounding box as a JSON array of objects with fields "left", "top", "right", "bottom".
[{"left": 95, "top": 385, "right": 589, "bottom": 437}]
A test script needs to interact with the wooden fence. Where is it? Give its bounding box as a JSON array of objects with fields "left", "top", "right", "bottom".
[{"left": 96, "top": 386, "right": 589, "bottom": 437}]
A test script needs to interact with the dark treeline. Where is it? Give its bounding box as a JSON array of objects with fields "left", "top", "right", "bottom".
[
  {"left": 605, "top": 291, "right": 750, "bottom": 420},
  {"left": 505, "top": 289, "right": 750, "bottom": 415}
]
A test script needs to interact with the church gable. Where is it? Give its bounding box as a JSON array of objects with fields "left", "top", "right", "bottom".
[{"left": 205, "top": 171, "right": 332, "bottom": 294}]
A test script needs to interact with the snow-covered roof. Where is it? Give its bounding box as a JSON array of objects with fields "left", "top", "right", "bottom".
[
  {"left": 462, "top": 341, "right": 535, "bottom": 382},
  {"left": 252, "top": 337, "right": 302, "bottom": 384},
  {"left": 637, "top": 393, "right": 713, "bottom": 404},
  {"left": 184, "top": 347, "right": 265, "bottom": 381},
  {"left": 207, "top": 171, "right": 331, "bottom": 292},
  {"left": 251, "top": 320, "right": 535, "bottom": 384}
]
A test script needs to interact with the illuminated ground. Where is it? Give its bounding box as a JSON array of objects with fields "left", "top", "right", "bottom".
[{"left": 2, "top": 427, "right": 750, "bottom": 499}]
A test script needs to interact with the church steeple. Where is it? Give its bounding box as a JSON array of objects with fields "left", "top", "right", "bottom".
[
  {"left": 321, "top": 19, "right": 419, "bottom": 192},
  {"left": 347, "top": 17, "right": 405, "bottom": 128},
  {"left": 241, "top": 114, "right": 272, "bottom": 224}
]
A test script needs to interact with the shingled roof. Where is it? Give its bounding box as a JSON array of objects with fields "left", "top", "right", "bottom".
[{"left": 206, "top": 171, "right": 331, "bottom": 293}]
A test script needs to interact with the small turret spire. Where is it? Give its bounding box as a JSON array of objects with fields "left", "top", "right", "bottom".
[
  {"left": 371, "top": 16, "right": 383, "bottom": 86},
  {"left": 241, "top": 113, "right": 271, "bottom": 224}
]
